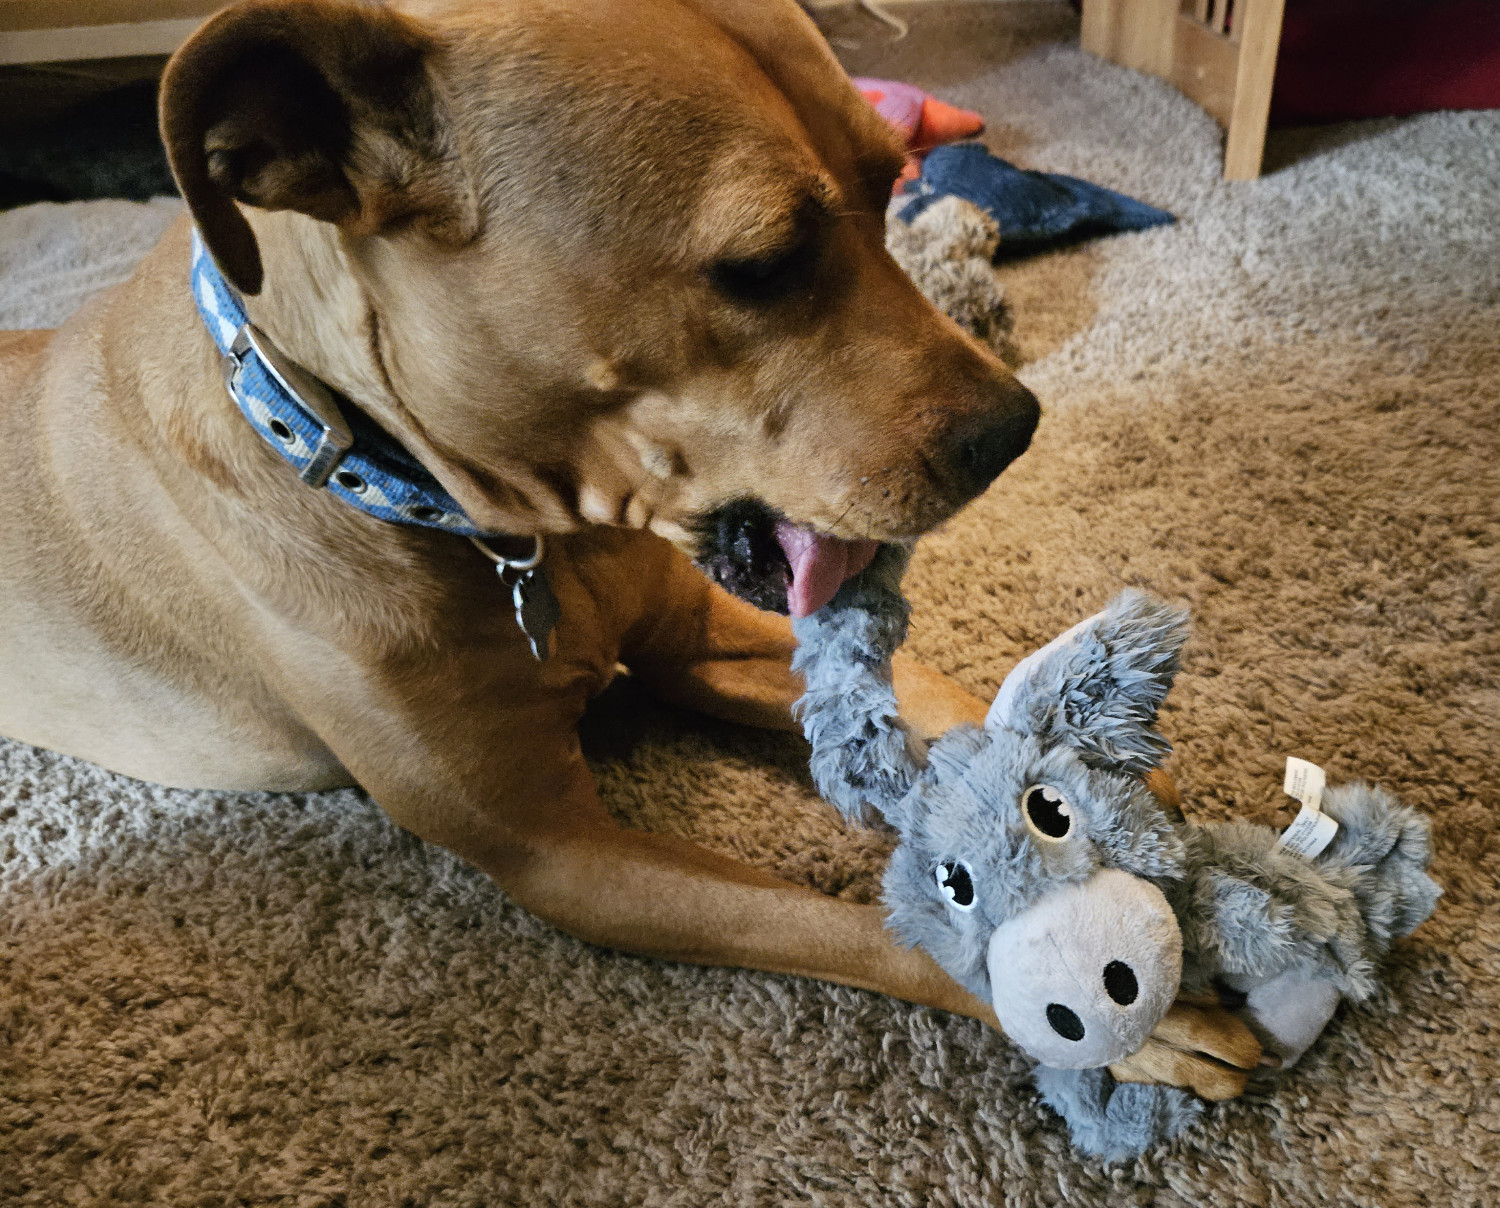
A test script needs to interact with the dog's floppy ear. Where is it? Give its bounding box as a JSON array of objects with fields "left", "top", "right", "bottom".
[
  {"left": 985, "top": 590, "right": 1189, "bottom": 776},
  {"left": 684, "top": 0, "right": 906, "bottom": 206},
  {"left": 159, "top": 0, "right": 475, "bottom": 294}
]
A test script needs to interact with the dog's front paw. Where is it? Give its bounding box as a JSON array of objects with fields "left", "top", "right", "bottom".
[{"left": 1108, "top": 998, "right": 1262, "bottom": 1100}]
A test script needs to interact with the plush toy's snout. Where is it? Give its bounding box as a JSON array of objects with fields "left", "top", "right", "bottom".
[{"left": 986, "top": 868, "right": 1182, "bottom": 1068}]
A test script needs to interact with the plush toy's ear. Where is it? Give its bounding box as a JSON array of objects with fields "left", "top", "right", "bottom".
[
  {"left": 985, "top": 590, "right": 1189, "bottom": 775},
  {"left": 159, "top": 0, "right": 476, "bottom": 294}
]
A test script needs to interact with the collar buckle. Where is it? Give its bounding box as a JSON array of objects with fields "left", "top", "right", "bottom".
[
  {"left": 224, "top": 324, "right": 354, "bottom": 489},
  {"left": 195, "top": 229, "right": 486, "bottom": 538}
]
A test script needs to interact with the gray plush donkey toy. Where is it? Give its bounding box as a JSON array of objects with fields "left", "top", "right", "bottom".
[{"left": 791, "top": 545, "right": 1441, "bottom": 1161}]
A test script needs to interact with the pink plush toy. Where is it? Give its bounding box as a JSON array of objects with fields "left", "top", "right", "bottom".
[{"left": 853, "top": 77, "right": 985, "bottom": 185}]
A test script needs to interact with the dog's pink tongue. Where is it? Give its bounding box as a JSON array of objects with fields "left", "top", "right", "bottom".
[{"left": 774, "top": 521, "right": 880, "bottom": 618}]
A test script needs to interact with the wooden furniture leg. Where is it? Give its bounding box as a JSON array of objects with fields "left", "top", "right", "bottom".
[{"left": 1081, "top": 0, "right": 1288, "bottom": 181}]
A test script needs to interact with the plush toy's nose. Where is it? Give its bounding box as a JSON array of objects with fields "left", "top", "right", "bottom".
[{"left": 986, "top": 868, "right": 1182, "bottom": 1069}]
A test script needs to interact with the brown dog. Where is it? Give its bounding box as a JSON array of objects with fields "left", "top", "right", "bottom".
[{"left": 0, "top": 0, "right": 1258, "bottom": 1097}]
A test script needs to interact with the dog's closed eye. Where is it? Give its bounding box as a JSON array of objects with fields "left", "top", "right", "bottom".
[
  {"left": 709, "top": 235, "right": 819, "bottom": 304},
  {"left": 708, "top": 191, "right": 828, "bottom": 305}
]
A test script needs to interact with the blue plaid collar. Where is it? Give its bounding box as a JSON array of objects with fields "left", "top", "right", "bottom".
[{"left": 190, "top": 229, "right": 488, "bottom": 538}]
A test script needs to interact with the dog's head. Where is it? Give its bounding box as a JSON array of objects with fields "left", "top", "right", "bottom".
[{"left": 161, "top": 0, "right": 1038, "bottom": 615}]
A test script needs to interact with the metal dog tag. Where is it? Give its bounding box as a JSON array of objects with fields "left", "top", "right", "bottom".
[
  {"left": 469, "top": 534, "right": 560, "bottom": 662},
  {"left": 510, "top": 566, "right": 560, "bottom": 662}
]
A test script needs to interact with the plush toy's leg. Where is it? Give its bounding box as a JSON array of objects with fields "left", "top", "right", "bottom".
[
  {"left": 624, "top": 557, "right": 988, "bottom": 741},
  {"left": 1033, "top": 1067, "right": 1203, "bottom": 1162},
  {"left": 1221, "top": 970, "right": 1343, "bottom": 1068}
]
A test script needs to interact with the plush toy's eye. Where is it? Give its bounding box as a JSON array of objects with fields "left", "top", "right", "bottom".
[
  {"left": 934, "top": 860, "right": 977, "bottom": 911},
  {"left": 1023, "top": 785, "right": 1074, "bottom": 841}
]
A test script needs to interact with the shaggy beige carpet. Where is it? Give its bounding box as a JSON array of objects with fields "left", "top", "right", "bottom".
[{"left": 3, "top": 4, "right": 1497, "bottom": 1204}]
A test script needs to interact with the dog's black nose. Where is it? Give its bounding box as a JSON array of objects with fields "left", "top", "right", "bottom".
[{"left": 945, "top": 380, "right": 1040, "bottom": 499}]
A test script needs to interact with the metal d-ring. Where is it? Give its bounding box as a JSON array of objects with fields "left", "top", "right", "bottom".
[
  {"left": 470, "top": 534, "right": 558, "bottom": 662},
  {"left": 469, "top": 534, "right": 546, "bottom": 576}
]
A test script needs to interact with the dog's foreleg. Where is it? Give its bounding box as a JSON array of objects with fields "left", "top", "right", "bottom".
[
  {"left": 395, "top": 740, "right": 1257, "bottom": 1090},
  {"left": 507, "top": 811, "right": 991, "bottom": 1017},
  {"left": 354, "top": 726, "right": 992, "bottom": 1018}
]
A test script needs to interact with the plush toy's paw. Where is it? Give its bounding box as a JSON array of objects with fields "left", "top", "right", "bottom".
[
  {"left": 1318, "top": 782, "right": 1442, "bottom": 949},
  {"left": 1108, "top": 999, "right": 1262, "bottom": 1100},
  {"left": 1035, "top": 1066, "right": 1203, "bottom": 1162},
  {"left": 791, "top": 543, "right": 920, "bottom": 825},
  {"left": 1218, "top": 968, "right": 1342, "bottom": 1069}
]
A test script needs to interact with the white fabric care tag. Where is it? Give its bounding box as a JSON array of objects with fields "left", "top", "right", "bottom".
[
  {"left": 1275, "top": 757, "right": 1339, "bottom": 859},
  {"left": 1283, "top": 756, "right": 1325, "bottom": 810}
]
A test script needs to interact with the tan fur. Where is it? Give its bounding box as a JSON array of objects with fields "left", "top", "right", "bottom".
[{"left": 0, "top": 0, "right": 1255, "bottom": 1092}]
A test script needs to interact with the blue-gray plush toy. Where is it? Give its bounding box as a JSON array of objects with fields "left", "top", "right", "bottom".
[
  {"left": 897, "top": 143, "right": 1175, "bottom": 253},
  {"left": 791, "top": 546, "right": 1441, "bottom": 1161}
]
